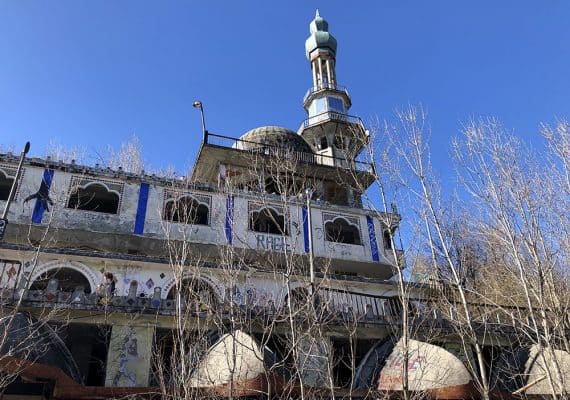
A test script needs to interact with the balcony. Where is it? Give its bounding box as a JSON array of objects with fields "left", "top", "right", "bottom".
[
  {"left": 298, "top": 110, "right": 365, "bottom": 131},
  {"left": 303, "top": 83, "right": 351, "bottom": 105},
  {"left": 205, "top": 132, "right": 373, "bottom": 173}
]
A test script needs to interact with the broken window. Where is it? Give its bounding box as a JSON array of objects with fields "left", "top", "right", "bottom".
[
  {"left": 250, "top": 207, "right": 288, "bottom": 235},
  {"left": 68, "top": 183, "right": 120, "bottom": 214},
  {"left": 325, "top": 217, "right": 361, "bottom": 245},
  {"left": 30, "top": 268, "right": 92, "bottom": 294},
  {"left": 0, "top": 171, "right": 14, "bottom": 201},
  {"left": 163, "top": 196, "right": 209, "bottom": 225}
]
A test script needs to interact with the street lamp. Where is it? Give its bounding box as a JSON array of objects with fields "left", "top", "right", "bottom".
[
  {"left": 193, "top": 100, "right": 208, "bottom": 143},
  {"left": 0, "top": 141, "right": 31, "bottom": 240}
]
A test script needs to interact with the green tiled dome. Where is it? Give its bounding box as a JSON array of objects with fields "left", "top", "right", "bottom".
[{"left": 305, "top": 10, "right": 337, "bottom": 59}]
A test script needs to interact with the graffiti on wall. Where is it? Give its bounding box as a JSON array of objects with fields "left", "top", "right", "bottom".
[{"left": 106, "top": 325, "right": 153, "bottom": 387}]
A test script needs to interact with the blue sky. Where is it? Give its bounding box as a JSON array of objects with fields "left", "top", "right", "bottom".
[{"left": 1, "top": 1, "right": 569, "bottom": 180}]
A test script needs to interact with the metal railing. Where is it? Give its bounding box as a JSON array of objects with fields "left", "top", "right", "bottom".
[
  {"left": 299, "top": 110, "right": 365, "bottom": 130},
  {"left": 205, "top": 132, "right": 373, "bottom": 173},
  {"left": 303, "top": 84, "right": 350, "bottom": 104}
]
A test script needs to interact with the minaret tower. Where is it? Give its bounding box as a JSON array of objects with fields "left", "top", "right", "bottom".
[{"left": 298, "top": 10, "right": 367, "bottom": 165}]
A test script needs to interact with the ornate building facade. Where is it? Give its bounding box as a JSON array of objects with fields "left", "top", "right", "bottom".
[{"left": 0, "top": 11, "right": 568, "bottom": 400}]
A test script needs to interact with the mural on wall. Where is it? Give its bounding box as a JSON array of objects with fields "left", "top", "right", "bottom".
[
  {"left": 0, "top": 260, "right": 21, "bottom": 291},
  {"left": 24, "top": 169, "right": 55, "bottom": 224},
  {"left": 224, "top": 284, "right": 278, "bottom": 313},
  {"left": 106, "top": 325, "right": 153, "bottom": 387},
  {"left": 377, "top": 339, "right": 472, "bottom": 391},
  {"left": 117, "top": 265, "right": 143, "bottom": 296}
]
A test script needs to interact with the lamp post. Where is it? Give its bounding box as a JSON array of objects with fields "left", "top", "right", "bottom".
[
  {"left": 0, "top": 141, "right": 30, "bottom": 240},
  {"left": 193, "top": 100, "right": 208, "bottom": 143}
]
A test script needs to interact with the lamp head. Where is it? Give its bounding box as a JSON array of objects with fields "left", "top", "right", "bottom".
[{"left": 192, "top": 101, "right": 203, "bottom": 109}]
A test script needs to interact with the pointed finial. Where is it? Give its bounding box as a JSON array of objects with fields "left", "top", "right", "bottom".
[{"left": 315, "top": 9, "right": 320, "bottom": 18}]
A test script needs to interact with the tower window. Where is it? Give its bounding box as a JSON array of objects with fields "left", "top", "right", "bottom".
[
  {"left": 328, "top": 97, "right": 344, "bottom": 112},
  {"left": 325, "top": 217, "right": 361, "bottom": 245},
  {"left": 250, "top": 207, "right": 288, "bottom": 235},
  {"left": 164, "top": 196, "right": 209, "bottom": 225},
  {"left": 319, "top": 137, "right": 328, "bottom": 150},
  {"left": 383, "top": 230, "right": 393, "bottom": 250},
  {"left": 68, "top": 183, "right": 120, "bottom": 214}
]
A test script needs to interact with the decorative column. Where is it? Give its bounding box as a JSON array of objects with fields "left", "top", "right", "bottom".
[{"left": 105, "top": 323, "right": 155, "bottom": 387}]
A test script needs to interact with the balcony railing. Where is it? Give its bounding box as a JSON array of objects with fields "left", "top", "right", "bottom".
[
  {"left": 205, "top": 132, "right": 373, "bottom": 173},
  {"left": 303, "top": 83, "right": 350, "bottom": 104},
  {"left": 299, "top": 110, "right": 365, "bottom": 130},
  {"left": 0, "top": 287, "right": 522, "bottom": 334}
]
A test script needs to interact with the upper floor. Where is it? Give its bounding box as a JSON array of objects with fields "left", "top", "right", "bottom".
[{"left": 0, "top": 152, "right": 400, "bottom": 279}]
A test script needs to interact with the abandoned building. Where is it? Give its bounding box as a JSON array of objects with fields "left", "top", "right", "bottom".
[{"left": 0, "top": 11, "right": 569, "bottom": 400}]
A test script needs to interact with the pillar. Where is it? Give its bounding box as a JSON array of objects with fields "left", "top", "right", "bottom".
[
  {"left": 312, "top": 61, "right": 318, "bottom": 89},
  {"left": 326, "top": 59, "right": 332, "bottom": 88},
  {"left": 297, "top": 335, "right": 333, "bottom": 387},
  {"left": 318, "top": 58, "right": 323, "bottom": 88},
  {"left": 105, "top": 323, "right": 155, "bottom": 387}
]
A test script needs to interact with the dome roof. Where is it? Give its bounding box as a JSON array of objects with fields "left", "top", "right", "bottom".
[
  {"left": 305, "top": 10, "right": 337, "bottom": 59},
  {"left": 238, "top": 126, "right": 313, "bottom": 154}
]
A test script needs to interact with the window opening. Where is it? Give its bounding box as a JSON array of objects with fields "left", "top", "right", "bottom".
[
  {"left": 30, "top": 268, "right": 92, "bottom": 294},
  {"left": 383, "top": 230, "right": 393, "bottom": 250},
  {"left": 319, "top": 136, "right": 329, "bottom": 150},
  {"left": 164, "top": 196, "right": 209, "bottom": 225},
  {"left": 68, "top": 183, "right": 119, "bottom": 214},
  {"left": 250, "top": 207, "right": 288, "bottom": 235},
  {"left": 0, "top": 172, "right": 14, "bottom": 201},
  {"left": 325, "top": 217, "right": 361, "bottom": 245}
]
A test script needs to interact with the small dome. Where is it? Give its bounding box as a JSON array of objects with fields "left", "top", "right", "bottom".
[
  {"left": 238, "top": 126, "right": 314, "bottom": 154},
  {"left": 305, "top": 10, "right": 337, "bottom": 59}
]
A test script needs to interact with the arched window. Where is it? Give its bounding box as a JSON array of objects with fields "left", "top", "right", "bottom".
[
  {"left": 0, "top": 171, "right": 14, "bottom": 201},
  {"left": 325, "top": 217, "right": 361, "bottom": 245},
  {"left": 167, "top": 279, "right": 218, "bottom": 311},
  {"left": 250, "top": 207, "right": 287, "bottom": 235},
  {"left": 30, "top": 268, "right": 92, "bottom": 294},
  {"left": 319, "top": 136, "right": 328, "bottom": 150},
  {"left": 164, "top": 196, "right": 209, "bottom": 225},
  {"left": 68, "top": 183, "right": 120, "bottom": 214}
]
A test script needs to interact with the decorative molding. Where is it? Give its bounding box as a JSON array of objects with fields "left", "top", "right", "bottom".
[
  {"left": 28, "top": 260, "right": 98, "bottom": 293},
  {"left": 67, "top": 175, "right": 125, "bottom": 214}
]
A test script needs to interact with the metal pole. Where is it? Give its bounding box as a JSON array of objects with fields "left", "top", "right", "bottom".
[
  {"left": 193, "top": 100, "right": 207, "bottom": 143},
  {"left": 0, "top": 142, "right": 30, "bottom": 241},
  {"left": 305, "top": 188, "right": 315, "bottom": 294},
  {"left": 2, "top": 142, "right": 30, "bottom": 220}
]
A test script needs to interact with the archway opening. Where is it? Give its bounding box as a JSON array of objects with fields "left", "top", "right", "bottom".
[
  {"left": 166, "top": 279, "right": 218, "bottom": 311},
  {"left": 30, "top": 268, "right": 92, "bottom": 294}
]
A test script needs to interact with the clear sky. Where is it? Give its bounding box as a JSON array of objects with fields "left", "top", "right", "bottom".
[{"left": 1, "top": 1, "right": 569, "bottom": 179}]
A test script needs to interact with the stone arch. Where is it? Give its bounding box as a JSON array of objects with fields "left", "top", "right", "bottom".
[
  {"left": 28, "top": 260, "right": 98, "bottom": 294},
  {"left": 162, "top": 273, "right": 222, "bottom": 302}
]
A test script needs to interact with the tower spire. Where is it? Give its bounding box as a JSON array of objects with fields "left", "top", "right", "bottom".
[{"left": 298, "top": 12, "right": 367, "bottom": 167}]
